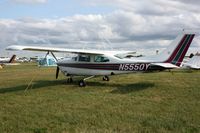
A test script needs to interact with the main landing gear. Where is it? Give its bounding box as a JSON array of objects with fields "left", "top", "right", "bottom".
[
  {"left": 67, "top": 75, "right": 110, "bottom": 87},
  {"left": 77, "top": 75, "right": 110, "bottom": 87},
  {"left": 79, "top": 80, "right": 86, "bottom": 87},
  {"left": 78, "top": 76, "right": 95, "bottom": 87}
]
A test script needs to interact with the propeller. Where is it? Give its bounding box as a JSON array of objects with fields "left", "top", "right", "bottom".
[{"left": 56, "top": 66, "right": 60, "bottom": 79}]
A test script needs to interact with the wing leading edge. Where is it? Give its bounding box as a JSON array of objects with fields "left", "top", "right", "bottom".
[
  {"left": 6, "top": 45, "right": 104, "bottom": 55},
  {"left": 6, "top": 45, "right": 136, "bottom": 56}
]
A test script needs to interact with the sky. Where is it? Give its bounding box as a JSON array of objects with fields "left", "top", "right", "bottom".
[{"left": 0, "top": 0, "right": 200, "bottom": 57}]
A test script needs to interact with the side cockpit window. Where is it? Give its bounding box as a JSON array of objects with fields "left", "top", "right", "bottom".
[
  {"left": 78, "top": 55, "right": 90, "bottom": 62},
  {"left": 94, "top": 55, "right": 110, "bottom": 62}
]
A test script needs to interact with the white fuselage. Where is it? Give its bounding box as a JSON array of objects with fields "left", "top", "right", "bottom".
[
  {"left": 0, "top": 58, "right": 10, "bottom": 63},
  {"left": 57, "top": 54, "right": 152, "bottom": 76}
]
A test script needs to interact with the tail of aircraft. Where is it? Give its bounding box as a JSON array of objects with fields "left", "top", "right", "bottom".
[
  {"left": 156, "top": 33, "right": 195, "bottom": 66},
  {"left": 9, "top": 55, "right": 16, "bottom": 63}
]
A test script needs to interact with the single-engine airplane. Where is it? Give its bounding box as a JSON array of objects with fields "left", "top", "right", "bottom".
[
  {"left": 0, "top": 55, "right": 17, "bottom": 66},
  {"left": 6, "top": 32, "right": 195, "bottom": 86}
]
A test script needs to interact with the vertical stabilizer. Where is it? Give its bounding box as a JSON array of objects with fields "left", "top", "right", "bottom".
[
  {"left": 155, "top": 33, "right": 195, "bottom": 66},
  {"left": 9, "top": 55, "right": 16, "bottom": 63}
]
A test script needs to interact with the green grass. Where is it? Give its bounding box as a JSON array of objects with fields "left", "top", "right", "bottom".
[{"left": 0, "top": 63, "right": 200, "bottom": 133}]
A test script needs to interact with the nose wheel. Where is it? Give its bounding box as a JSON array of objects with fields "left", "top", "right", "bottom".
[
  {"left": 103, "top": 76, "right": 109, "bottom": 81},
  {"left": 67, "top": 77, "right": 73, "bottom": 83}
]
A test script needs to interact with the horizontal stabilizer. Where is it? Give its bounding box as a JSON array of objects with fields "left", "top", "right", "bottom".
[{"left": 151, "top": 63, "right": 179, "bottom": 69}]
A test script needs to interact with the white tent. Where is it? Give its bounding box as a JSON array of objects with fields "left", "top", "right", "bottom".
[{"left": 38, "top": 55, "right": 57, "bottom": 67}]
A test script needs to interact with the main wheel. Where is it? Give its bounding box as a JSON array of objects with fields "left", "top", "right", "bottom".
[
  {"left": 103, "top": 76, "right": 109, "bottom": 81},
  {"left": 79, "top": 80, "right": 86, "bottom": 87}
]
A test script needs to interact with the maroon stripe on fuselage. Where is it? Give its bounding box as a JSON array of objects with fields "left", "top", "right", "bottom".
[
  {"left": 176, "top": 34, "right": 195, "bottom": 66},
  {"left": 165, "top": 35, "right": 187, "bottom": 63},
  {"left": 57, "top": 63, "right": 151, "bottom": 71},
  {"left": 58, "top": 63, "right": 121, "bottom": 70}
]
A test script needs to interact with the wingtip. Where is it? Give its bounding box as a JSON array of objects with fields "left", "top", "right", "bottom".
[{"left": 6, "top": 45, "right": 24, "bottom": 51}]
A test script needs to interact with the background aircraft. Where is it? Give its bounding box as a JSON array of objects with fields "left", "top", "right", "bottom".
[
  {"left": 0, "top": 55, "right": 17, "bottom": 67},
  {"left": 181, "top": 53, "right": 200, "bottom": 70},
  {"left": 7, "top": 32, "right": 196, "bottom": 86}
]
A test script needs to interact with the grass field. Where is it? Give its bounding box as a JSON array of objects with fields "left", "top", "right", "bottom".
[{"left": 0, "top": 63, "right": 200, "bottom": 133}]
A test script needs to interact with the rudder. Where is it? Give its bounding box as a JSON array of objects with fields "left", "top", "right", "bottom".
[{"left": 164, "top": 34, "right": 195, "bottom": 66}]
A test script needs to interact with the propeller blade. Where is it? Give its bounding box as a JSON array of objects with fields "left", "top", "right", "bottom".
[{"left": 56, "top": 66, "right": 59, "bottom": 79}]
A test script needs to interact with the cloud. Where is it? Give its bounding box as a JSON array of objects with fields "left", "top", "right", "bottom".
[
  {"left": 1, "top": 0, "right": 200, "bottom": 56},
  {"left": 1, "top": 10, "right": 199, "bottom": 49},
  {"left": 11, "top": 0, "right": 47, "bottom": 4},
  {"left": 83, "top": 0, "right": 200, "bottom": 16}
]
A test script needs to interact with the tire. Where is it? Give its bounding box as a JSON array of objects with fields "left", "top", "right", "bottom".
[
  {"left": 67, "top": 78, "right": 73, "bottom": 83},
  {"left": 79, "top": 80, "right": 86, "bottom": 87},
  {"left": 103, "top": 76, "right": 109, "bottom": 81}
]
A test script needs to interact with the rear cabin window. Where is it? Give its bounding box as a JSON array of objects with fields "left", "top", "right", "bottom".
[
  {"left": 94, "top": 55, "right": 110, "bottom": 62},
  {"left": 78, "top": 55, "right": 90, "bottom": 62}
]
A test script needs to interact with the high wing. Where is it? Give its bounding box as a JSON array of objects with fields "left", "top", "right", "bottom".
[
  {"left": 6, "top": 45, "right": 136, "bottom": 56},
  {"left": 6, "top": 45, "right": 104, "bottom": 55}
]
